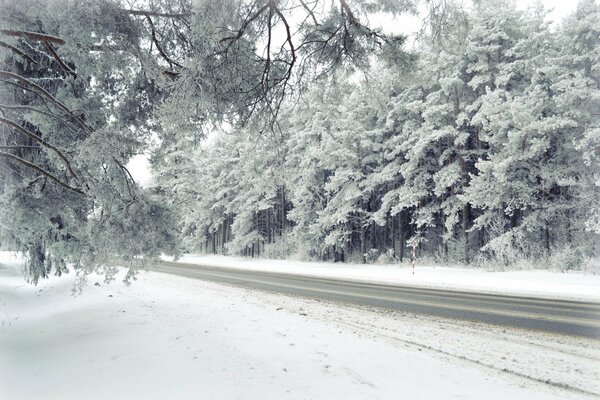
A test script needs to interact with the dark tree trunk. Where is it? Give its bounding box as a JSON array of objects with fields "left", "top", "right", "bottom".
[
  {"left": 221, "top": 221, "right": 226, "bottom": 253},
  {"left": 463, "top": 202, "right": 471, "bottom": 264},
  {"left": 544, "top": 222, "right": 550, "bottom": 255},
  {"left": 398, "top": 211, "right": 405, "bottom": 263},
  {"left": 280, "top": 185, "right": 286, "bottom": 235},
  {"left": 360, "top": 224, "right": 367, "bottom": 264},
  {"left": 390, "top": 213, "right": 395, "bottom": 256}
]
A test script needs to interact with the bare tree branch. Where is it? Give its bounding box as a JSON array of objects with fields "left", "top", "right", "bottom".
[
  {"left": 339, "top": 0, "right": 357, "bottom": 22},
  {"left": 0, "top": 145, "right": 41, "bottom": 150},
  {"left": 299, "top": 0, "right": 319, "bottom": 26},
  {"left": 274, "top": 7, "right": 296, "bottom": 81},
  {"left": 221, "top": 1, "right": 270, "bottom": 45},
  {"left": 262, "top": 4, "right": 274, "bottom": 88}
]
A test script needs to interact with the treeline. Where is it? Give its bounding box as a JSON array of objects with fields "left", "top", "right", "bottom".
[{"left": 155, "top": 0, "right": 599, "bottom": 268}]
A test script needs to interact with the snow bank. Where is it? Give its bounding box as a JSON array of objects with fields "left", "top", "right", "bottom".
[
  {"left": 1, "top": 253, "right": 595, "bottom": 399},
  {"left": 164, "top": 254, "right": 600, "bottom": 302}
]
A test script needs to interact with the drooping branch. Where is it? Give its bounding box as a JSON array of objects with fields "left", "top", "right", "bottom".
[
  {"left": 113, "top": 156, "right": 137, "bottom": 196},
  {"left": 299, "top": 0, "right": 319, "bottom": 26},
  {"left": 0, "top": 116, "right": 78, "bottom": 179},
  {"left": 0, "top": 151, "right": 84, "bottom": 194},
  {"left": 262, "top": 4, "right": 274, "bottom": 87},
  {"left": 221, "top": 1, "right": 271, "bottom": 45},
  {"left": 0, "top": 40, "right": 37, "bottom": 64},
  {"left": 0, "top": 71, "right": 92, "bottom": 135},
  {"left": 43, "top": 41, "right": 77, "bottom": 77},
  {"left": 145, "top": 15, "right": 183, "bottom": 69},
  {"left": 274, "top": 7, "right": 296, "bottom": 80},
  {"left": 120, "top": 9, "right": 191, "bottom": 18},
  {"left": 0, "top": 145, "right": 41, "bottom": 150},
  {"left": 0, "top": 29, "right": 65, "bottom": 45},
  {"left": 0, "top": 103, "right": 82, "bottom": 132},
  {"left": 338, "top": 0, "right": 392, "bottom": 47}
]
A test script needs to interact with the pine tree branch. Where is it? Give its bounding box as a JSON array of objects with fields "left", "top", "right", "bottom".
[
  {"left": 0, "top": 40, "right": 37, "bottom": 64},
  {"left": 0, "top": 151, "right": 84, "bottom": 194},
  {"left": 0, "top": 116, "right": 78, "bottom": 179},
  {"left": 338, "top": 0, "right": 392, "bottom": 47},
  {"left": 145, "top": 15, "right": 183, "bottom": 69},
  {"left": 0, "top": 29, "right": 65, "bottom": 45},
  {"left": 0, "top": 103, "right": 82, "bottom": 133},
  {"left": 0, "top": 70, "right": 92, "bottom": 135},
  {"left": 299, "top": 0, "right": 319, "bottom": 26},
  {"left": 120, "top": 9, "right": 191, "bottom": 18},
  {"left": 220, "top": 1, "right": 270, "bottom": 45},
  {"left": 43, "top": 41, "right": 77, "bottom": 77}
]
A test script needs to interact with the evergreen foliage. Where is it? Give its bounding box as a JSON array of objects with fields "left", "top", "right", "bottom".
[
  {"left": 0, "top": 0, "right": 412, "bottom": 282},
  {"left": 161, "top": 0, "right": 599, "bottom": 269},
  {"left": 1, "top": 0, "right": 598, "bottom": 284}
]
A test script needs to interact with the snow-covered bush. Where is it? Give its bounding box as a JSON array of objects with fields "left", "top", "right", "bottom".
[
  {"left": 364, "top": 249, "right": 381, "bottom": 264},
  {"left": 377, "top": 249, "right": 398, "bottom": 264},
  {"left": 545, "top": 247, "right": 585, "bottom": 272},
  {"left": 262, "top": 234, "right": 298, "bottom": 260}
]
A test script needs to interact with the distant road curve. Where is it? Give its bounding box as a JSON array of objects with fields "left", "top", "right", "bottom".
[{"left": 156, "top": 261, "right": 600, "bottom": 339}]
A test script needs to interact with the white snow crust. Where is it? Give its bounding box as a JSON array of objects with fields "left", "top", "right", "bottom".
[{"left": 1, "top": 252, "right": 599, "bottom": 399}]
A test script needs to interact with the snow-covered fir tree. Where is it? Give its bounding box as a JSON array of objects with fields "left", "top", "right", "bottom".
[{"left": 158, "top": 0, "right": 599, "bottom": 270}]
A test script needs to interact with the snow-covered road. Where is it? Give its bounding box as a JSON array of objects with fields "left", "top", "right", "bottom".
[
  {"left": 1, "top": 256, "right": 598, "bottom": 399},
  {"left": 163, "top": 254, "right": 600, "bottom": 302},
  {"left": 156, "top": 260, "right": 600, "bottom": 338}
]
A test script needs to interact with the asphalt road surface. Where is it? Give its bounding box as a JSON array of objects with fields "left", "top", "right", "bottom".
[{"left": 157, "top": 261, "right": 600, "bottom": 339}]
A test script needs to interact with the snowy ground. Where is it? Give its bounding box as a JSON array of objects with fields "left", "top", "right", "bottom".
[
  {"left": 1, "top": 252, "right": 599, "bottom": 399},
  {"left": 163, "top": 254, "right": 600, "bottom": 302}
]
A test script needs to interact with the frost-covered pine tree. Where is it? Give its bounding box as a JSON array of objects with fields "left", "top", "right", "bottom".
[
  {"left": 140, "top": 0, "right": 598, "bottom": 270},
  {"left": 1, "top": 0, "right": 413, "bottom": 282}
]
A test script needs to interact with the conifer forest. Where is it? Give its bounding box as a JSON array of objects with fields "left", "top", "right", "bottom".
[{"left": 0, "top": 0, "right": 598, "bottom": 283}]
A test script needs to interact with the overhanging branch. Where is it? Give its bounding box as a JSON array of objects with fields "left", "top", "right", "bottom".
[
  {"left": 121, "top": 9, "right": 191, "bottom": 18},
  {"left": 0, "top": 70, "right": 92, "bottom": 135},
  {"left": 43, "top": 41, "right": 77, "bottom": 77},
  {"left": 0, "top": 151, "right": 84, "bottom": 194},
  {"left": 145, "top": 15, "right": 183, "bottom": 69},
  {"left": 0, "top": 40, "right": 37, "bottom": 64},
  {"left": 0, "top": 116, "right": 78, "bottom": 179},
  {"left": 0, "top": 29, "right": 65, "bottom": 45}
]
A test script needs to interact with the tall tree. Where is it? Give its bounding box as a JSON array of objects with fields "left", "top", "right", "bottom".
[{"left": 0, "top": 0, "right": 411, "bottom": 282}]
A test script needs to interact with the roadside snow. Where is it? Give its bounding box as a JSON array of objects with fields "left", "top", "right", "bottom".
[
  {"left": 1, "top": 252, "right": 599, "bottom": 400},
  {"left": 162, "top": 254, "right": 600, "bottom": 302}
]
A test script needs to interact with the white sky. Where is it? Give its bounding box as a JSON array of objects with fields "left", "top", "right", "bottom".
[
  {"left": 373, "top": 0, "right": 578, "bottom": 41},
  {"left": 127, "top": 0, "right": 581, "bottom": 187}
]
